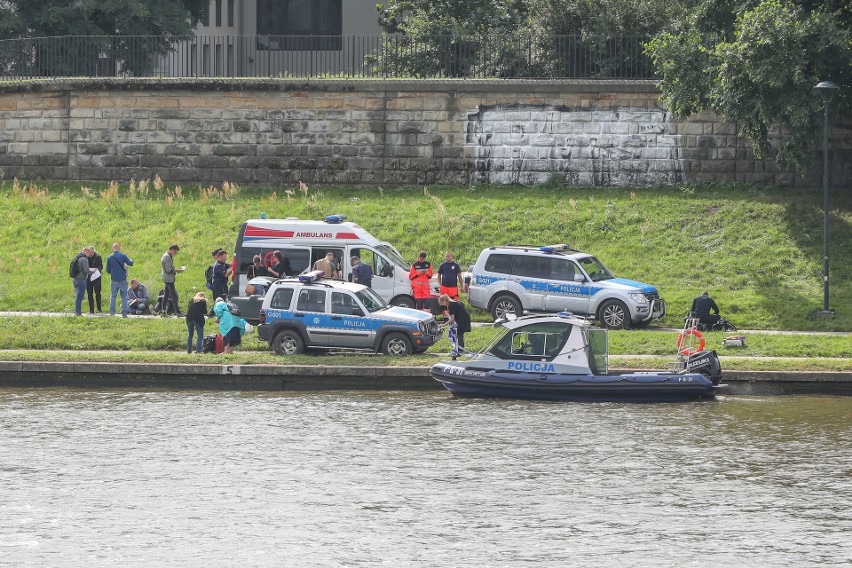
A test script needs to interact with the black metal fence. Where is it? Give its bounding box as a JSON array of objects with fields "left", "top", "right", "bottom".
[{"left": 0, "top": 34, "right": 657, "bottom": 80}]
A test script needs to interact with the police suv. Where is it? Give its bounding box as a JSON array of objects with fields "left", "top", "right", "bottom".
[
  {"left": 257, "top": 271, "right": 442, "bottom": 355},
  {"left": 467, "top": 244, "right": 666, "bottom": 329}
]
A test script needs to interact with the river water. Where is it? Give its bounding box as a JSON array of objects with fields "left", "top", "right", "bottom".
[{"left": 0, "top": 388, "right": 849, "bottom": 567}]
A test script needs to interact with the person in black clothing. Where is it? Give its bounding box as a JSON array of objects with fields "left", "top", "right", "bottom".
[
  {"left": 268, "top": 250, "right": 291, "bottom": 279},
  {"left": 691, "top": 291, "right": 721, "bottom": 329},
  {"left": 438, "top": 294, "right": 472, "bottom": 360},
  {"left": 211, "top": 249, "right": 232, "bottom": 302},
  {"left": 247, "top": 255, "right": 268, "bottom": 279},
  {"left": 185, "top": 292, "right": 208, "bottom": 354},
  {"left": 86, "top": 247, "right": 103, "bottom": 313}
]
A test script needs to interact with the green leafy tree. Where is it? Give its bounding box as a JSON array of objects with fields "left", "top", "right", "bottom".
[
  {"left": 372, "top": 0, "right": 529, "bottom": 77},
  {"left": 648, "top": 0, "right": 851, "bottom": 173},
  {"left": 0, "top": 0, "right": 207, "bottom": 76},
  {"left": 527, "top": 0, "right": 683, "bottom": 77}
]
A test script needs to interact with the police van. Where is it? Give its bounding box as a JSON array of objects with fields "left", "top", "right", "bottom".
[
  {"left": 467, "top": 244, "right": 666, "bottom": 329},
  {"left": 258, "top": 271, "right": 442, "bottom": 355},
  {"left": 234, "top": 215, "right": 415, "bottom": 307}
]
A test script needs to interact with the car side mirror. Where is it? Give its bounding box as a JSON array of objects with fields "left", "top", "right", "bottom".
[
  {"left": 352, "top": 308, "right": 365, "bottom": 317},
  {"left": 573, "top": 273, "right": 585, "bottom": 282}
]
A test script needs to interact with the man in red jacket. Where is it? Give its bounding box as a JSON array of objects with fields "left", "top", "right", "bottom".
[{"left": 408, "top": 251, "right": 433, "bottom": 310}]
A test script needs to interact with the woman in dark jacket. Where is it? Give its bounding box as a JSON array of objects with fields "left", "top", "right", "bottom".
[
  {"left": 268, "top": 250, "right": 292, "bottom": 278},
  {"left": 86, "top": 247, "right": 104, "bottom": 313},
  {"left": 186, "top": 292, "right": 208, "bottom": 354}
]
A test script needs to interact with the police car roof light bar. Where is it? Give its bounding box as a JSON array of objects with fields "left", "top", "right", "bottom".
[
  {"left": 540, "top": 244, "right": 570, "bottom": 253},
  {"left": 299, "top": 270, "right": 326, "bottom": 283}
]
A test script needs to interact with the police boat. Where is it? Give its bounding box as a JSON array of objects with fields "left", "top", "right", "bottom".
[{"left": 429, "top": 312, "right": 722, "bottom": 402}]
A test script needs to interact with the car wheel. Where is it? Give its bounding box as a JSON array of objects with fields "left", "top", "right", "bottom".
[
  {"left": 382, "top": 332, "right": 413, "bottom": 356},
  {"left": 599, "top": 300, "right": 631, "bottom": 329},
  {"left": 390, "top": 295, "right": 415, "bottom": 309},
  {"left": 272, "top": 330, "right": 304, "bottom": 355},
  {"left": 490, "top": 294, "right": 521, "bottom": 320}
]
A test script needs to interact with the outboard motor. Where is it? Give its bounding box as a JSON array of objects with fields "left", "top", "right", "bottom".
[{"left": 685, "top": 350, "right": 723, "bottom": 385}]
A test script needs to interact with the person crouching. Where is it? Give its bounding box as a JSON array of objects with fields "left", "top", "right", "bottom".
[{"left": 213, "top": 297, "right": 247, "bottom": 354}]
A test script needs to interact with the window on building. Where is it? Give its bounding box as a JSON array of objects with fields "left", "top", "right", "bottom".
[
  {"left": 257, "top": 0, "right": 343, "bottom": 51},
  {"left": 227, "top": 0, "right": 235, "bottom": 27},
  {"left": 215, "top": 0, "right": 222, "bottom": 26}
]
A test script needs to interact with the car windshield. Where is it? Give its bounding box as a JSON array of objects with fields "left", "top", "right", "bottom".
[
  {"left": 376, "top": 244, "right": 408, "bottom": 271},
  {"left": 577, "top": 256, "right": 614, "bottom": 282},
  {"left": 355, "top": 288, "right": 387, "bottom": 313}
]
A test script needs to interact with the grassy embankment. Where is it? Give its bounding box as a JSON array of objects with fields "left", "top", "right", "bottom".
[
  {"left": 0, "top": 179, "right": 849, "bottom": 370},
  {"left": 0, "top": 316, "right": 848, "bottom": 371}
]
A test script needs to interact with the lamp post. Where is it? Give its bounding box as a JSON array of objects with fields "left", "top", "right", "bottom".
[{"left": 813, "top": 80, "right": 839, "bottom": 318}]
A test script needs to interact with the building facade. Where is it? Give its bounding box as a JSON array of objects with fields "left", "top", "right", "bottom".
[{"left": 165, "top": 0, "right": 383, "bottom": 77}]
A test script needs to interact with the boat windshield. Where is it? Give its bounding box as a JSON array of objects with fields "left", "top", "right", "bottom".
[
  {"left": 487, "top": 322, "right": 573, "bottom": 360},
  {"left": 355, "top": 288, "right": 387, "bottom": 313},
  {"left": 376, "top": 244, "right": 409, "bottom": 271},
  {"left": 578, "top": 256, "right": 615, "bottom": 282}
]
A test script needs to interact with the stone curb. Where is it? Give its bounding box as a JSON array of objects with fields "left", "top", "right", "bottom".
[{"left": 0, "top": 360, "right": 850, "bottom": 395}]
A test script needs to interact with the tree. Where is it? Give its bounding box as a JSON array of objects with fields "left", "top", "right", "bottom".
[
  {"left": 527, "top": 0, "right": 682, "bottom": 77},
  {"left": 372, "top": 0, "right": 529, "bottom": 77},
  {"left": 647, "top": 0, "right": 851, "bottom": 173},
  {"left": 0, "top": 0, "right": 207, "bottom": 76}
]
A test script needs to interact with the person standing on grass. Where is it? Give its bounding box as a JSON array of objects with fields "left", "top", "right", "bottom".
[
  {"left": 161, "top": 244, "right": 185, "bottom": 316},
  {"left": 409, "top": 251, "right": 433, "bottom": 310},
  {"left": 213, "top": 297, "right": 247, "bottom": 354},
  {"left": 105, "top": 242, "right": 134, "bottom": 318},
  {"left": 436, "top": 251, "right": 463, "bottom": 300},
  {"left": 71, "top": 246, "right": 95, "bottom": 316},
  {"left": 438, "top": 294, "right": 471, "bottom": 360},
  {"left": 86, "top": 246, "right": 103, "bottom": 314},
  {"left": 211, "top": 249, "right": 232, "bottom": 302},
  {"left": 185, "top": 292, "right": 208, "bottom": 354}
]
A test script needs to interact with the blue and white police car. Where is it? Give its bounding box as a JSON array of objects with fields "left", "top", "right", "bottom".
[
  {"left": 467, "top": 245, "right": 666, "bottom": 329},
  {"left": 257, "top": 271, "right": 442, "bottom": 355}
]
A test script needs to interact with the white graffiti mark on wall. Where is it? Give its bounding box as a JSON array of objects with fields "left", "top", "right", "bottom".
[{"left": 466, "top": 105, "right": 685, "bottom": 186}]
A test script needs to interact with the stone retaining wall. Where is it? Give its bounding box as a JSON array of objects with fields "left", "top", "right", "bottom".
[{"left": 0, "top": 78, "right": 848, "bottom": 187}]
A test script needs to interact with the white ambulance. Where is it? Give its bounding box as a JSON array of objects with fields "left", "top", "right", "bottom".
[{"left": 233, "top": 215, "right": 416, "bottom": 307}]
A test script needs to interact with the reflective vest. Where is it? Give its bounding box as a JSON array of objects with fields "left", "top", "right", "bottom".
[{"left": 408, "top": 261, "right": 433, "bottom": 299}]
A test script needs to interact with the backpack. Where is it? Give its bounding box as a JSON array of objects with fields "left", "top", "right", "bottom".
[
  {"left": 204, "top": 264, "right": 214, "bottom": 290},
  {"left": 203, "top": 334, "right": 224, "bottom": 354},
  {"left": 69, "top": 254, "right": 83, "bottom": 278},
  {"left": 226, "top": 301, "right": 241, "bottom": 316}
]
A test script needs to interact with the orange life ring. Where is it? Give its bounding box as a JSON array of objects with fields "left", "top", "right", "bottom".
[{"left": 677, "top": 329, "right": 705, "bottom": 356}]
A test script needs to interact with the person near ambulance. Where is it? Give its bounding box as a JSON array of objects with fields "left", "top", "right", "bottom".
[
  {"left": 436, "top": 251, "right": 464, "bottom": 300},
  {"left": 313, "top": 252, "right": 339, "bottom": 278},
  {"left": 211, "top": 249, "right": 232, "bottom": 301},
  {"left": 409, "top": 251, "right": 433, "bottom": 310}
]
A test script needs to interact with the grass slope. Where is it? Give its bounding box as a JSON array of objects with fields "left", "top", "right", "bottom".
[{"left": 1, "top": 179, "right": 850, "bottom": 331}]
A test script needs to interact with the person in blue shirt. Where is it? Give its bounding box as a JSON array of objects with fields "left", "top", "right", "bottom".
[
  {"left": 351, "top": 255, "right": 372, "bottom": 288},
  {"left": 436, "top": 251, "right": 463, "bottom": 300},
  {"left": 105, "top": 242, "right": 134, "bottom": 318}
]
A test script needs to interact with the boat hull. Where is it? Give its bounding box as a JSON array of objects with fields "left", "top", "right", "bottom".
[{"left": 430, "top": 364, "right": 717, "bottom": 402}]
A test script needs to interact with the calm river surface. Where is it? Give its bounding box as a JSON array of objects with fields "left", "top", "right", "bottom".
[{"left": 0, "top": 388, "right": 849, "bottom": 567}]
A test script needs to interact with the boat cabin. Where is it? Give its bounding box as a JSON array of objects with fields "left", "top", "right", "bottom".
[{"left": 471, "top": 313, "right": 608, "bottom": 375}]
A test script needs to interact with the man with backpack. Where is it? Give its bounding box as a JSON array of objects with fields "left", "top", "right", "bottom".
[
  {"left": 105, "top": 242, "right": 134, "bottom": 318},
  {"left": 70, "top": 247, "right": 95, "bottom": 316},
  {"left": 211, "top": 249, "right": 232, "bottom": 302}
]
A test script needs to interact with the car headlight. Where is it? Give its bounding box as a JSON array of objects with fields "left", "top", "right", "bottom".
[{"left": 628, "top": 292, "right": 649, "bottom": 304}]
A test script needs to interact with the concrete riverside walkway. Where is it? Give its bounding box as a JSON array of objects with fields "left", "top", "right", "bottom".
[{"left": 0, "top": 355, "right": 849, "bottom": 396}]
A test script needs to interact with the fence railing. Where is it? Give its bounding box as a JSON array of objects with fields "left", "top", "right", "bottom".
[{"left": 0, "top": 34, "right": 658, "bottom": 80}]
